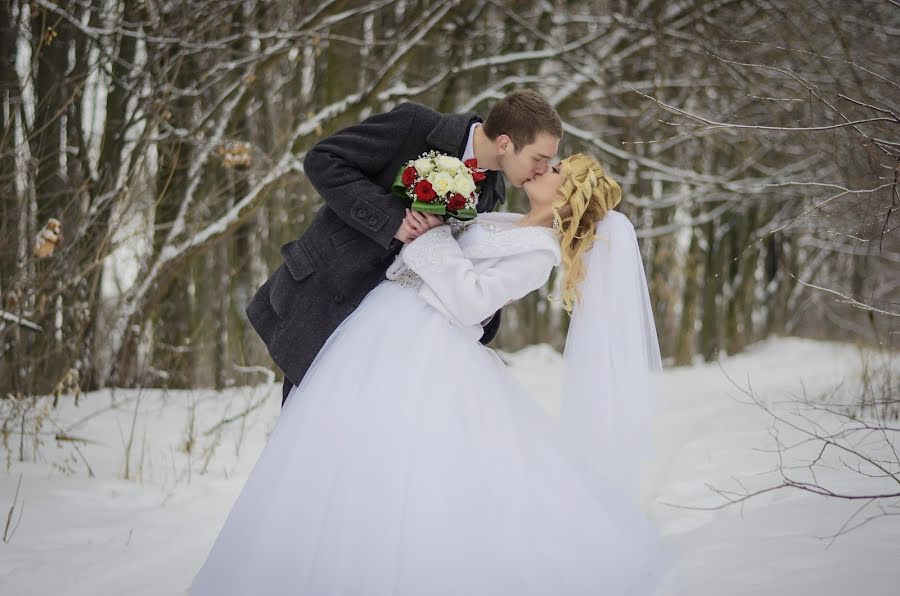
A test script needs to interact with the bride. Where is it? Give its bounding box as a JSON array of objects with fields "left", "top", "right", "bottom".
[{"left": 189, "top": 154, "right": 677, "bottom": 595}]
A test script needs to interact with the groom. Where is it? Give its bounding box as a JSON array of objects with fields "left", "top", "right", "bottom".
[{"left": 246, "top": 89, "right": 562, "bottom": 405}]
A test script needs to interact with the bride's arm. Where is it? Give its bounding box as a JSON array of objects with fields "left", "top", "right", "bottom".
[{"left": 401, "top": 225, "right": 557, "bottom": 327}]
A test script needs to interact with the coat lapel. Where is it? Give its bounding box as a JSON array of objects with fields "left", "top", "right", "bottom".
[
  {"left": 477, "top": 171, "right": 505, "bottom": 211},
  {"left": 426, "top": 111, "right": 478, "bottom": 156}
]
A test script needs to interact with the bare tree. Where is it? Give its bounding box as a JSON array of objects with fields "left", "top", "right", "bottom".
[{"left": 0, "top": 0, "right": 895, "bottom": 399}]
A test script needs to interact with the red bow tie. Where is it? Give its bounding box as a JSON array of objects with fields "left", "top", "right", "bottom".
[{"left": 464, "top": 158, "right": 487, "bottom": 173}]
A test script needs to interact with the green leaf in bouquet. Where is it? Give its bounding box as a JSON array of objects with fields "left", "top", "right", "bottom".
[
  {"left": 411, "top": 201, "right": 447, "bottom": 215},
  {"left": 447, "top": 207, "right": 477, "bottom": 220}
]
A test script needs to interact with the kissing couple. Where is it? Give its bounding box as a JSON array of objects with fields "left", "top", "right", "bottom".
[{"left": 191, "top": 89, "right": 678, "bottom": 595}]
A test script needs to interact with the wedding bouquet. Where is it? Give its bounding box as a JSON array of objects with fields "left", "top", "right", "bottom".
[{"left": 392, "top": 151, "right": 486, "bottom": 220}]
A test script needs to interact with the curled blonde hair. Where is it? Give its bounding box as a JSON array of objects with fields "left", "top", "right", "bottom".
[{"left": 551, "top": 153, "right": 623, "bottom": 312}]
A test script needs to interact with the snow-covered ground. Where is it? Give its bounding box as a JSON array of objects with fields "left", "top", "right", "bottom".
[{"left": 1, "top": 337, "right": 898, "bottom": 595}]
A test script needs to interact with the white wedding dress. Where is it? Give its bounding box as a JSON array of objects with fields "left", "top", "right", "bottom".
[{"left": 190, "top": 212, "right": 677, "bottom": 596}]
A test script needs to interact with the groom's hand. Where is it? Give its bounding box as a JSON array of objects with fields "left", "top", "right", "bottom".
[{"left": 394, "top": 208, "right": 443, "bottom": 243}]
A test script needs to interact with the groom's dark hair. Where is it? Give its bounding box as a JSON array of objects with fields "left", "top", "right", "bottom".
[{"left": 483, "top": 89, "right": 562, "bottom": 152}]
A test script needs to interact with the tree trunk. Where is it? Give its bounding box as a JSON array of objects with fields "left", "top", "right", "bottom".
[
  {"left": 699, "top": 217, "right": 721, "bottom": 361},
  {"left": 674, "top": 224, "right": 701, "bottom": 366}
]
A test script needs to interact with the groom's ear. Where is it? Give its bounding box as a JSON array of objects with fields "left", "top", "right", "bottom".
[{"left": 496, "top": 134, "right": 512, "bottom": 155}]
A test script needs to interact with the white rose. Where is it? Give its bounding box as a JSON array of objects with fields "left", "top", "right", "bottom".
[
  {"left": 414, "top": 158, "right": 434, "bottom": 177},
  {"left": 452, "top": 172, "right": 476, "bottom": 197},
  {"left": 427, "top": 171, "right": 455, "bottom": 197},
  {"left": 435, "top": 155, "right": 463, "bottom": 173}
]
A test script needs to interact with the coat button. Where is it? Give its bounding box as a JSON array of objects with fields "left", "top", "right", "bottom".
[
  {"left": 356, "top": 208, "right": 366, "bottom": 217},
  {"left": 333, "top": 293, "right": 344, "bottom": 303},
  {"left": 367, "top": 216, "right": 377, "bottom": 225}
]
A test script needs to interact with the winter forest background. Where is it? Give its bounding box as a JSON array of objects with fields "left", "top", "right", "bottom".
[
  {"left": 1, "top": 2, "right": 899, "bottom": 592},
  {"left": 1, "top": 0, "right": 897, "bottom": 396}
]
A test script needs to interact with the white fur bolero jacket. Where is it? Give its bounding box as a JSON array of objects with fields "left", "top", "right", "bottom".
[{"left": 385, "top": 212, "right": 561, "bottom": 341}]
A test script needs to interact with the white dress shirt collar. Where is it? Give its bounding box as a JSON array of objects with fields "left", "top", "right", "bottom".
[{"left": 462, "top": 122, "right": 486, "bottom": 171}]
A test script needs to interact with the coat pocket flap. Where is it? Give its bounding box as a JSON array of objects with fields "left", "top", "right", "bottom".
[{"left": 280, "top": 241, "right": 315, "bottom": 281}]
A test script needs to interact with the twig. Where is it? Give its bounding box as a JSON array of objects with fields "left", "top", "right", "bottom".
[
  {"left": 787, "top": 273, "right": 900, "bottom": 318},
  {"left": 3, "top": 474, "right": 23, "bottom": 543}
]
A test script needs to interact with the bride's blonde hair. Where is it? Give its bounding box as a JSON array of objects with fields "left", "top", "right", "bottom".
[{"left": 552, "top": 153, "right": 622, "bottom": 313}]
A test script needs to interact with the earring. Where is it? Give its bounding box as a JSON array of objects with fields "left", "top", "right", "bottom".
[{"left": 552, "top": 212, "right": 562, "bottom": 233}]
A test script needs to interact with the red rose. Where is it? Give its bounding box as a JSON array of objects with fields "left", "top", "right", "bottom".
[
  {"left": 402, "top": 166, "right": 417, "bottom": 187},
  {"left": 472, "top": 170, "right": 487, "bottom": 183},
  {"left": 464, "top": 158, "right": 478, "bottom": 169},
  {"left": 414, "top": 180, "right": 437, "bottom": 202},
  {"left": 447, "top": 193, "right": 466, "bottom": 210}
]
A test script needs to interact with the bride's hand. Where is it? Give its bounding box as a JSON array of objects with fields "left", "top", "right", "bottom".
[
  {"left": 403, "top": 209, "right": 443, "bottom": 241},
  {"left": 394, "top": 219, "right": 417, "bottom": 243}
]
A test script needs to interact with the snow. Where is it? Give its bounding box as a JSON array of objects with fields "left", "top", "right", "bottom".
[{"left": 1, "top": 337, "right": 898, "bottom": 595}]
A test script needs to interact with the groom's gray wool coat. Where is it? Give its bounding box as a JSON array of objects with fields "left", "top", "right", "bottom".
[{"left": 245, "top": 102, "right": 506, "bottom": 404}]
